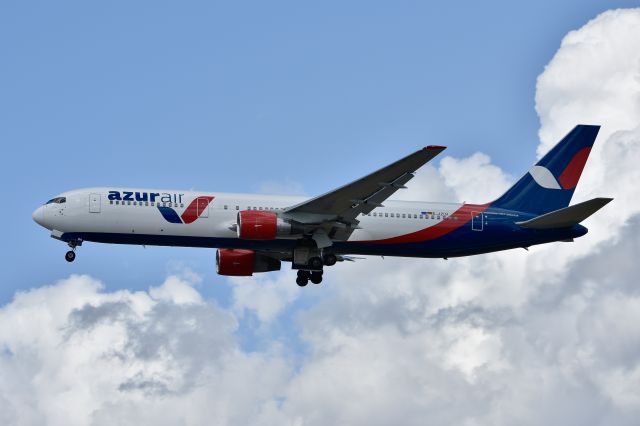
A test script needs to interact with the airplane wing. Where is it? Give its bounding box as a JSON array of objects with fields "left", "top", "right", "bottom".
[{"left": 282, "top": 146, "right": 446, "bottom": 235}]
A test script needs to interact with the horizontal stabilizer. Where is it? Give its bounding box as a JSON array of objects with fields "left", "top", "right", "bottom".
[{"left": 516, "top": 197, "right": 613, "bottom": 229}]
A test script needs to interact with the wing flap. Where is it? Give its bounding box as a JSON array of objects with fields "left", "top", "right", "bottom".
[{"left": 516, "top": 197, "right": 613, "bottom": 229}]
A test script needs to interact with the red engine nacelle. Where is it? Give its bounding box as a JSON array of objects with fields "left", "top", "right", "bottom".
[
  {"left": 237, "top": 210, "right": 293, "bottom": 240},
  {"left": 216, "top": 249, "right": 281, "bottom": 276}
]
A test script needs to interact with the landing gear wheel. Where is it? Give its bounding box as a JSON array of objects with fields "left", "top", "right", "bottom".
[
  {"left": 308, "top": 256, "right": 323, "bottom": 270},
  {"left": 310, "top": 271, "right": 323, "bottom": 284},
  {"left": 65, "top": 250, "right": 76, "bottom": 263},
  {"left": 296, "top": 270, "right": 309, "bottom": 287},
  {"left": 323, "top": 253, "right": 337, "bottom": 266}
]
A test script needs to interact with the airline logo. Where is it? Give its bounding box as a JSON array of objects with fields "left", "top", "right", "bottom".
[
  {"left": 158, "top": 196, "right": 215, "bottom": 224},
  {"left": 108, "top": 191, "right": 214, "bottom": 224},
  {"left": 529, "top": 165, "right": 561, "bottom": 189},
  {"left": 529, "top": 147, "right": 591, "bottom": 190}
]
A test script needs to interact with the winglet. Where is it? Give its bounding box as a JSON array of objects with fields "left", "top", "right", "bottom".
[
  {"left": 425, "top": 145, "right": 446, "bottom": 150},
  {"left": 516, "top": 197, "right": 613, "bottom": 229}
]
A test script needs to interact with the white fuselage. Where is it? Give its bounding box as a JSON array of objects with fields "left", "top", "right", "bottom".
[{"left": 33, "top": 187, "right": 463, "bottom": 244}]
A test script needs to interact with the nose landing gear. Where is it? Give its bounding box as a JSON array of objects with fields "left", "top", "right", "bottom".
[
  {"left": 65, "top": 250, "right": 76, "bottom": 262},
  {"left": 64, "top": 239, "right": 82, "bottom": 263}
]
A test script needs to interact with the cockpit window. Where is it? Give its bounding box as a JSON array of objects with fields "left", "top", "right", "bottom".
[{"left": 46, "top": 197, "right": 66, "bottom": 204}]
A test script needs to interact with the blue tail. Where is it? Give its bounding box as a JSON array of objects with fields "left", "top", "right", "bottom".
[{"left": 492, "top": 125, "right": 600, "bottom": 215}]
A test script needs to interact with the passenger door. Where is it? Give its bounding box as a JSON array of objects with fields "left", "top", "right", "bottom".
[
  {"left": 197, "top": 197, "right": 209, "bottom": 218},
  {"left": 471, "top": 212, "right": 483, "bottom": 231},
  {"left": 89, "top": 193, "right": 101, "bottom": 213}
]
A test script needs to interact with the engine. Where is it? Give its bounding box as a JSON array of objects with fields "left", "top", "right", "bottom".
[
  {"left": 216, "top": 249, "right": 281, "bottom": 276},
  {"left": 236, "top": 210, "right": 296, "bottom": 240}
]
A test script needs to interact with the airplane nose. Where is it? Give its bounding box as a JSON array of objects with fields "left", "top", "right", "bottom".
[{"left": 32, "top": 206, "right": 45, "bottom": 227}]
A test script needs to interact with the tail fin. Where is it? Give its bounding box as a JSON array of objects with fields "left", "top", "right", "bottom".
[{"left": 492, "top": 124, "right": 600, "bottom": 215}]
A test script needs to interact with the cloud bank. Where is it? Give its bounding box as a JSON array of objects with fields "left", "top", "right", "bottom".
[{"left": 2, "top": 8, "right": 640, "bottom": 426}]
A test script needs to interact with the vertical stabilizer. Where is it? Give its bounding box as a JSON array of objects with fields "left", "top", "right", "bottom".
[{"left": 492, "top": 125, "right": 600, "bottom": 215}]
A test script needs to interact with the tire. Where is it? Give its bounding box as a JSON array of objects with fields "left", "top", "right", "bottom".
[
  {"left": 310, "top": 271, "right": 323, "bottom": 284},
  {"left": 65, "top": 251, "right": 76, "bottom": 262},
  {"left": 323, "top": 253, "right": 337, "bottom": 266},
  {"left": 308, "top": 257, "right": 323, "bottom": 270},
  {"left": 296, "top": 276, "right": 308, "bottom": 287}
]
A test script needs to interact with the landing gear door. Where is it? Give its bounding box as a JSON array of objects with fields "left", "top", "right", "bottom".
[
  {"left": 197, "top": 197, "right": 209, "bottom": 218},
  {"left": 89, "top": 193, "right": 101, "bottom": 213},
  {"left": 471, "top": 212, "right": 483, "bottom": 231}
]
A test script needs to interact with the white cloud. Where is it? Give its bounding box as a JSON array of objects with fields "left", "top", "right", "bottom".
[
  {"left": 0, "top": 274, "right": 291, "bottom": 426},
  {"left": 229, "top": 270, "right": 301, "bottom": 323},
  {"left": 3, "top": 7, "right": 640, "bottom": 426}
]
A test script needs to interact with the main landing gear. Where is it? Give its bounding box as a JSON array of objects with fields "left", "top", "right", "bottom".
[
  {"left": 296, "top": 269, "right": 323, "bottom": 287},
  {"left": 64, "top": 239, "right": 81, "bottom": 263},
  {"left": 295, "top": 255, "right": 330, "bottom": 287},
  {"left": 292, "top": 238, "right": 336, "bottom": 287}
]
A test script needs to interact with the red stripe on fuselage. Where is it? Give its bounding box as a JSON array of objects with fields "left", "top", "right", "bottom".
[
  {"left": 181, "top": 196, "right": 215, "bottom": 224},
  {"left": 559, "top": 147, "right": 591, "bottom": 189},
  {"left": 360, "top": 203, "right": 490, "bottom": 244}
]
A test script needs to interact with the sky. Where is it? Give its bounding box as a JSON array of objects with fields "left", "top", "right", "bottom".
[{"left": 1, "top": 1, "right": 640, "bottom": 425}]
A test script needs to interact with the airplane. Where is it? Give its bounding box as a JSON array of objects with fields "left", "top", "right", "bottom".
[{"left": 33, "top": 125, "right": 612, "bottom": 286}]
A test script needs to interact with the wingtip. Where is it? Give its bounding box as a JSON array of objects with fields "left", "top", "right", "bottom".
[{"left": 425, "top": 145, "right": 446, "bottom": 150}]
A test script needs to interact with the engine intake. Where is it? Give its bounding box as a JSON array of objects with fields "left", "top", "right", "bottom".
[
  {"left": 216, "top": 249, "right": 281, "bottom": 276},
  {"left": 237, "top": 210, "right": 295, "bottom": 240}
]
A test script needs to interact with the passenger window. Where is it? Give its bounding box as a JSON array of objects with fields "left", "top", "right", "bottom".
[
  {"left": 385, "top": 213, "right": 388, "bottom": 217},
  {"left": 402, "top": 214, "right": 406, "bottom": 218},
  {"left": 236, "top": 206, "right": 239, "bottom": 210},
  {"left": 224, "top": 205, "right": 228, "bottom": 210}
]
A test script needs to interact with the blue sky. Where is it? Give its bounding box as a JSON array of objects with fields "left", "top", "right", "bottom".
[{"left": 1, "top": 0, "right": 636, "bottom": 303}]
